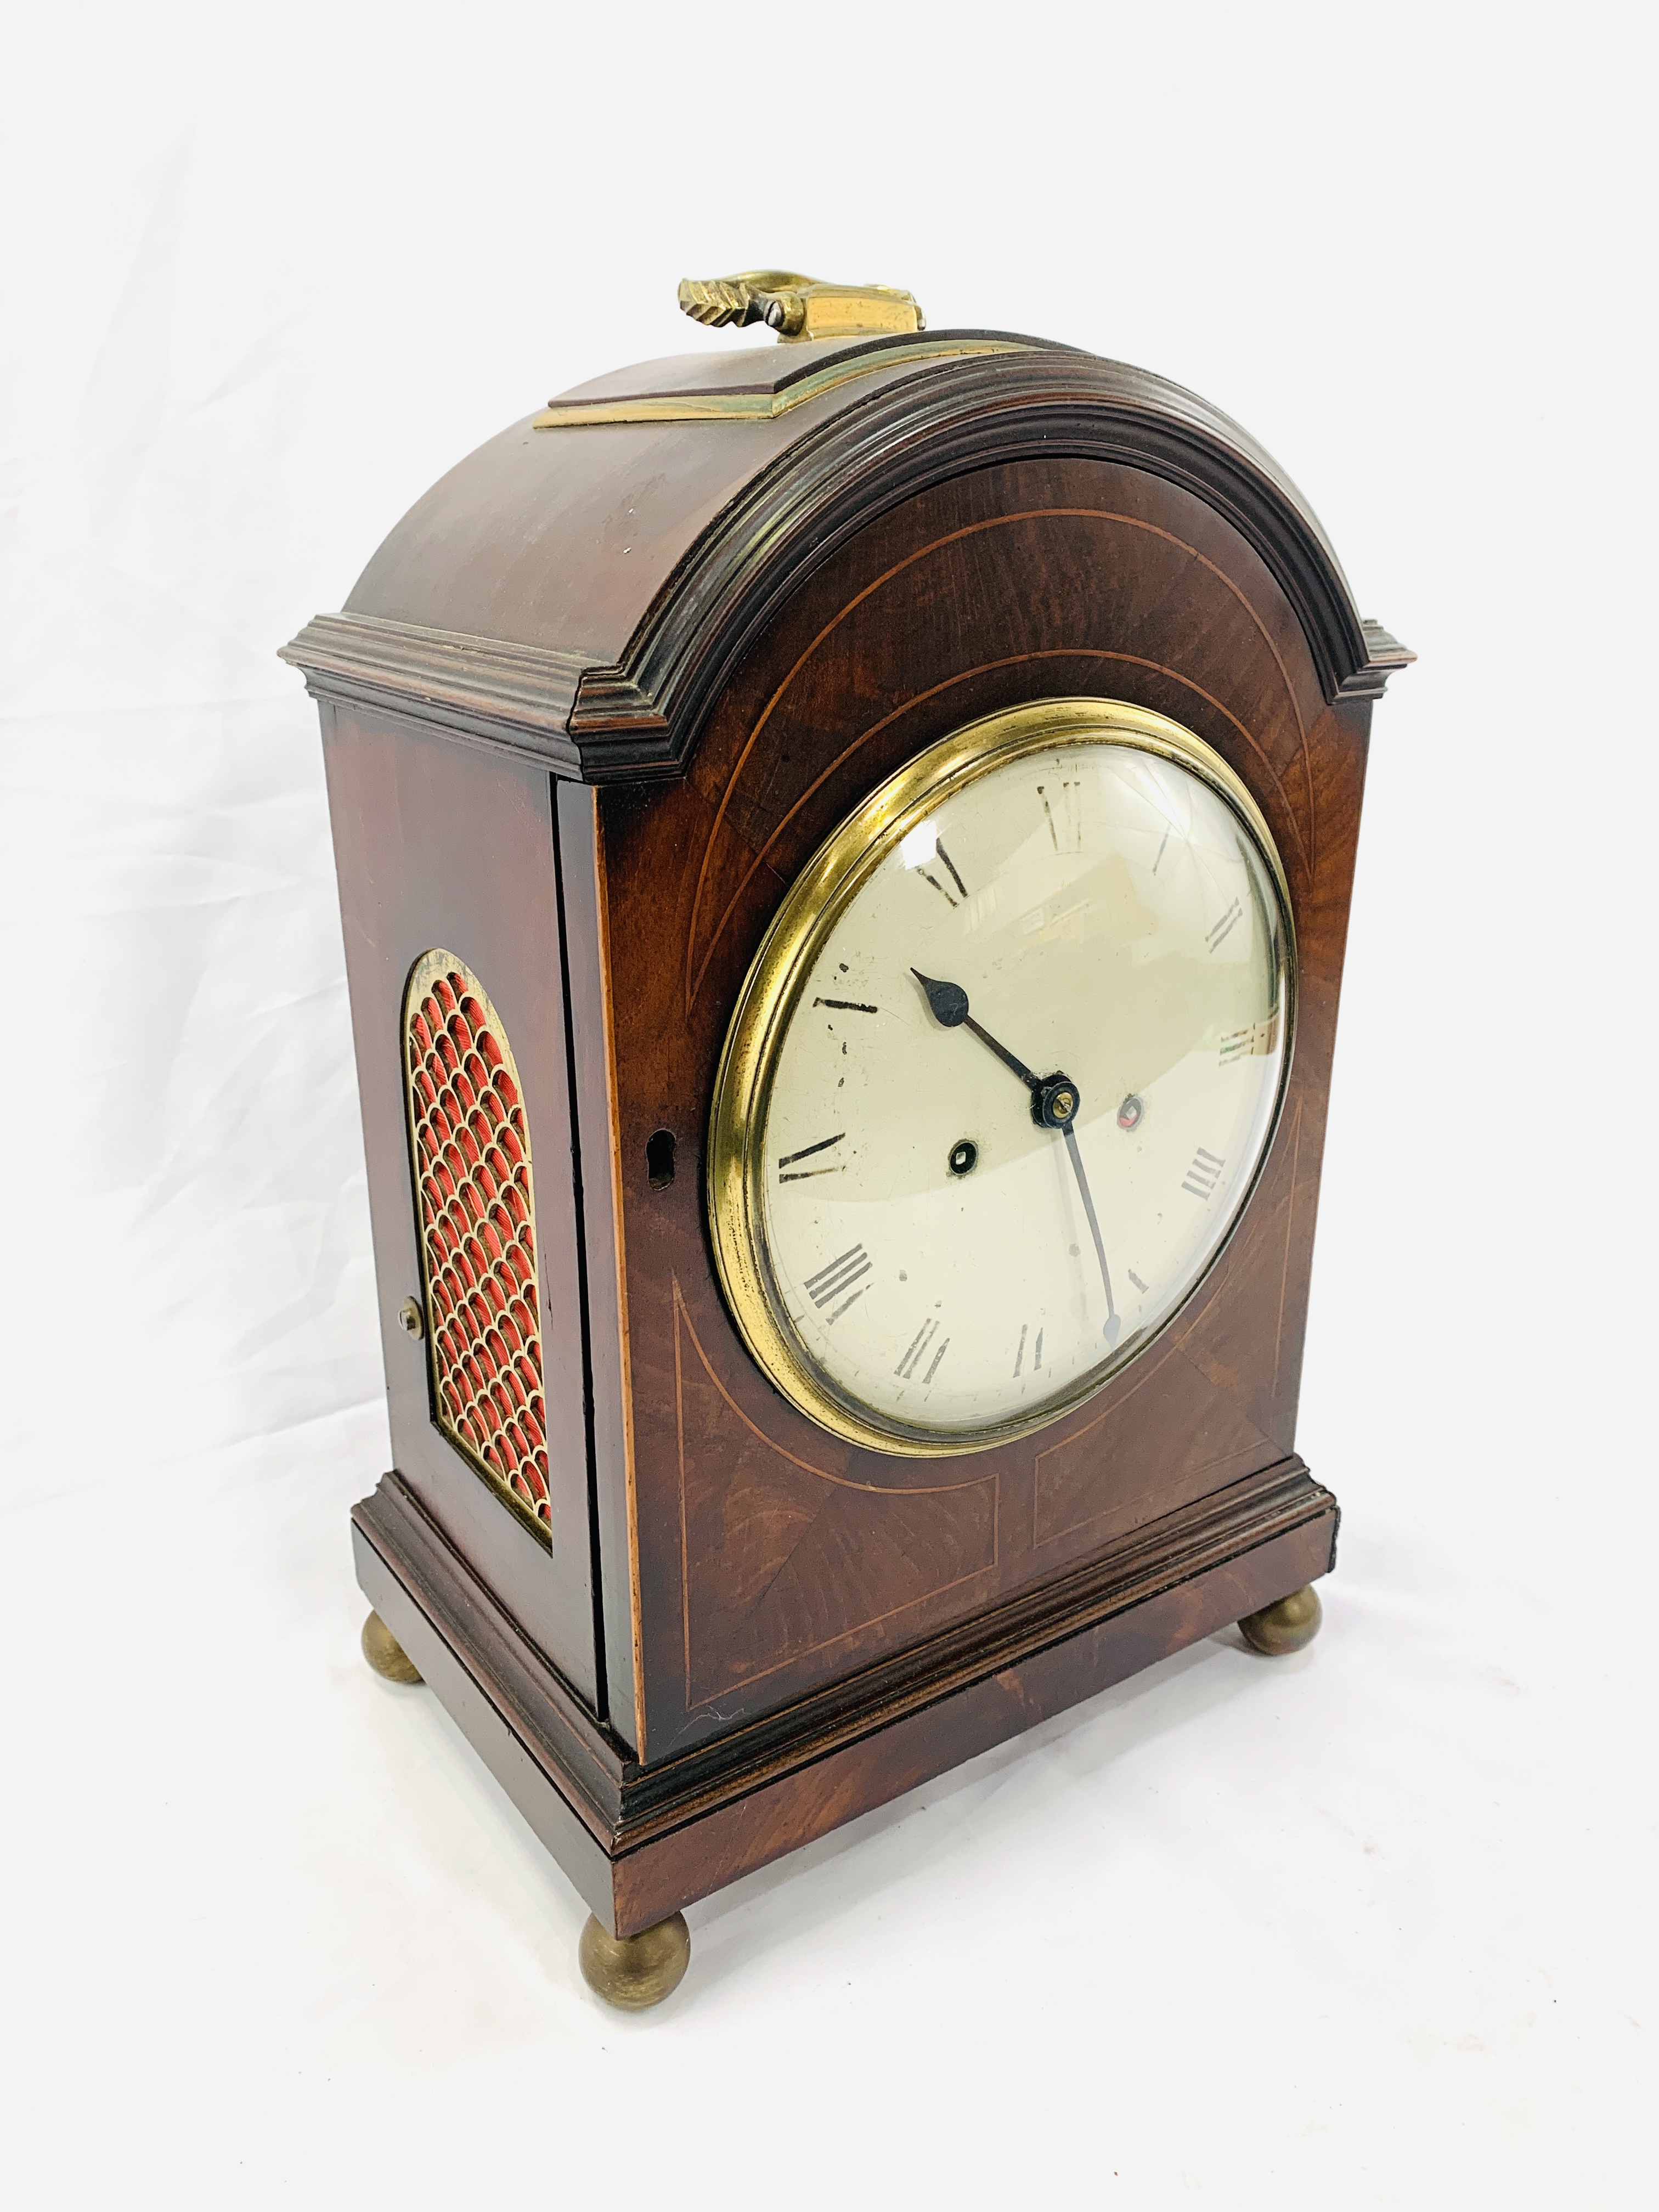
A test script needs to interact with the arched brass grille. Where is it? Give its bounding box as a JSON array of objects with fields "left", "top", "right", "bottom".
[{"left": 403, "top": 951, "right": 551, "bottom": 1542}]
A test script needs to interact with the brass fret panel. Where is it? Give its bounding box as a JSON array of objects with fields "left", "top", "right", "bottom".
[{"left": 404, "top": 951, "right": 551, "bottom": 1542}]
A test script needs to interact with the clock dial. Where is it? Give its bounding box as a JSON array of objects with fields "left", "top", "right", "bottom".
[{"left": 707, "top": 699, "right": 1293, "bottom": 1456}]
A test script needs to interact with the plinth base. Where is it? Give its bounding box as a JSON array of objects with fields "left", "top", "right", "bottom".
[{"left": 352, "top": 1456, "right": 1337, "bottom": 1942}]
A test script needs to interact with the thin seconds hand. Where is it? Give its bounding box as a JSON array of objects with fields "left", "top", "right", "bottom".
[{"left": 1062, "top": 1124, "right": 1121, "bottom": 1346}]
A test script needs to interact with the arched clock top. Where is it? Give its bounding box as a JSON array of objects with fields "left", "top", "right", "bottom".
[{"left": 282, "top": 329, "right": 1409, "bottom": 785}]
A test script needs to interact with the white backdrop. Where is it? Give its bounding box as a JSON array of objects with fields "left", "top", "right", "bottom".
[{"left": 3, "top": 2, "right": 1654, "bottom": 2203}]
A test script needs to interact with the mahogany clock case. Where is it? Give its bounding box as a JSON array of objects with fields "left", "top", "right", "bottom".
[{"left": 283, "top": 328, "right": 1409, "bottom": 1940}]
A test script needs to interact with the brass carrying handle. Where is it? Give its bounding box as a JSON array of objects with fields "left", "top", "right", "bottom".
[{"left": 676, "top": 270, "right": 924, "bottom": 343}]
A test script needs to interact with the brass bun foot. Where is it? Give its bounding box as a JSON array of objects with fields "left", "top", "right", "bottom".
[
  {"left": 361, "top": 1610, "right": 422, "bottom": 1684},
  {"left": 1239, "top": 1583, "right": 1323, "bottom": 1656},
  {"left": 578, "top": 1912, "right": 691, "bottom": 2010}
]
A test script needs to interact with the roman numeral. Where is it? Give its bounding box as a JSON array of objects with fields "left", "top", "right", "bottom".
[
  {"left": 1206, "top": 897, "right": 1243, "bottom": 952},
  {"left": 804, "top": 1243, "right": 871, "bottom": 1308},
  {"left": 1011, "top": 1321, "right": 1046, "bottom": 1375},
  {"left": 1220, "top": 1012, "right": 1280, "bottom": 1063},
  {"left": 779, "top": 1132, "right": 845, "bottom": 1182},
  {"left": 1037, "top": 780, "right": 1083, "bottom": 852},
  {"left": 894, "top": 1314, "right": 950, "bottom": 1379},
  {"left": 1181, "top": 1147, "right": 1226, "bottom": 1200},
  {"left": 813, "top": 997, "right": 879, "bottom": 1013},
  {"left": 910, "top": 835, "right": 969, "bottom": 908}
]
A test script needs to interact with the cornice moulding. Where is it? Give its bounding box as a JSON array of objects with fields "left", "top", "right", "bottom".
[{"left": 283, "top": 351, "right": 1412, "bottom": 782}]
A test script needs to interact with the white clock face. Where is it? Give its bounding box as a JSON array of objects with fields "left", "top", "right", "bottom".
[{"left": 708, "top": 702, "right": 1293, "bottom": 1455}]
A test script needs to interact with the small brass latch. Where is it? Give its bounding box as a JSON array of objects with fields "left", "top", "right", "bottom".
[{"left": 677, "top": 270, "right": 924, "bottom": 343}]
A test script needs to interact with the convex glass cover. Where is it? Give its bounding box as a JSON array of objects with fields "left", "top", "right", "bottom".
[{"left": 708, "top": 699, "right": 1294, "bottom": 1456}]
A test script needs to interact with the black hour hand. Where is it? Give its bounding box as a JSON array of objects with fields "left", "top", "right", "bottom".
[
  {"left": 911, "top": 968, "right": 1045, "bottom": 1096},
  {"left": 910, "top": 969, "right": 969, "bottom": 1028}
]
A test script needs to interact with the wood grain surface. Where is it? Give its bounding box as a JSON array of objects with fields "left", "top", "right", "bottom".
[
  {"left": 308, "top": 347, "right": 1402, "bottom": 1926},
  {"left": 282, "top": 336, "right": 1407, "bottom": 780},
  {"left": 353, "top": 1458, "right": 1336, "bottom": 1936},
  {"left": 321, "top": 713, "right": 600, "bottom": 1703},
  {"left": 596, "top": 453, "right": 1371, "bottom": 1762}
]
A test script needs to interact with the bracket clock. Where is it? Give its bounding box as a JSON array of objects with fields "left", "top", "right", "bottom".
[{"left": 283, "top": 270, "right": 1410, "bottom": 2010}]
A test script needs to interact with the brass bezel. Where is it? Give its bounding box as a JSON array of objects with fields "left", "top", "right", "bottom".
[{"left": 706, "top": 698, "right": 1297, "bottom": 1459}]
